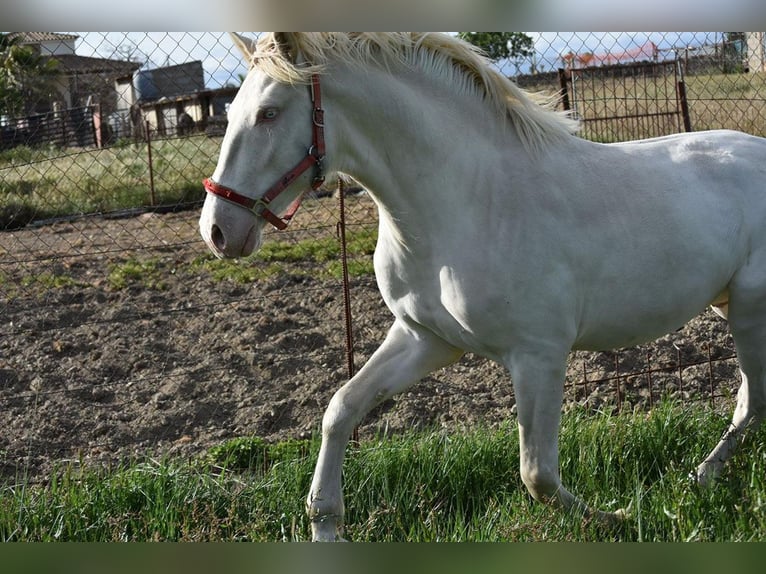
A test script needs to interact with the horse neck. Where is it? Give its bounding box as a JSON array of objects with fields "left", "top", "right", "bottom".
[{"left": 326, "top": 64, "right": 525, "bottom": 227}]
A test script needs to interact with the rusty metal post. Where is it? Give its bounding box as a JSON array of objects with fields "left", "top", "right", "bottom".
[
  {"left": 676, "top": 346, "right": 684, "bottom": 396},
  {"left": 582, "top": 359, "right": 589, "bottom": 400},
  {"left": 145, "top": 120, "right": 156, "bottom": 206},
  {"left": 706, "top": 343, "right": 716, "bottom": 407},
  {"left": 614, "top": 355, "right": 622, "bottom": 411},
  {"left": 557, "top": 68, "right": 571, "bottom": 112},
  {"left": 645, "top": 350, "right": 654, "bottom": 408},
  {"left": 336, "top": 179, "right": 358, "bottom": 445},
  {"left": 676, "top": 57, "right": 692, "bottom": 132}
]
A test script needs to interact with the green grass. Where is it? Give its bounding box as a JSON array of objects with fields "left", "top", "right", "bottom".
[
  {"left": 188, "top": 256, "right": 284, "bottom": 284},
  {"left": 0, "top": 136, "right": 219, "bottom": 228},
  {"left": 0, "top": 269, "right": 86, "bottom": 300},
  {"left": 190, "top": 227, "right": 377, "bottom": 283},
  {"left": 107, "top": 258, "right": 168, "bottom": 291},
  {"left": 3, "top": 227, "right": 377, "bottom": 296},
  {"left": 20, "top": 271, "right": 84, "bottom": 290},
  {"left": 258, "top": 227, "right": 377, "bottom": 266},
  {"left": 3, "top": 401, "right": 766, "bottom": 541}
]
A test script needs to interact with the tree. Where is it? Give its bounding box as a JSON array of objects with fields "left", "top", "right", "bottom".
[
  {"left": 106, "top": 42, "right": 147, "bottom": 66},
  {"left": 1, "top": 33, "right": 59, "bottom": 118},
  {"left": 457, "top": 32, "right": 534, "bottom": 64}
]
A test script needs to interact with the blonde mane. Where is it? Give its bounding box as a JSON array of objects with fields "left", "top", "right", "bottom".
[{"left": 250, "top": 32, "right": 578, "bottom": 155}]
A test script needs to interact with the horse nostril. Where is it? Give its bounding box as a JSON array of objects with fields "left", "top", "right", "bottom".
[{"left": 211, "top": 224, "right": 226, "bottom": 252}]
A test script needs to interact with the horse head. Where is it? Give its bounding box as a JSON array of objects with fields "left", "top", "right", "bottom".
[{"left": 199, "top": 33, "right": 328, "bottom": 258}]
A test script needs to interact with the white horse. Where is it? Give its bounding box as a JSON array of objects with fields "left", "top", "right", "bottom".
[{"left": 199, "top": 32, "right": 766, "bottom": 541}]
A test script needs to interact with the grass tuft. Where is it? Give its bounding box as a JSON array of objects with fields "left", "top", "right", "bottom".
[
  {"left": 107, "top": 258, "right": 167, "bottom": 291},
  {"left": 190, "top": 227, "right": 377, "bottom": 283}
]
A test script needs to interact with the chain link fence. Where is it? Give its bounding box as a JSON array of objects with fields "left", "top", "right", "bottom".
[{"left": 1, "top": 32, "right": 761, "bottom": 479}]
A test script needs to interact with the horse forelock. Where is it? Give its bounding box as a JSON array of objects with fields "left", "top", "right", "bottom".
[{"left": 251, "top": 32, "right": 578, "bottom": 155}]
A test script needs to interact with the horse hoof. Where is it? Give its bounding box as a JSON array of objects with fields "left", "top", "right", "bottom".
[
  {"left": 695, "top": 461, "right": 720, "bottom": 488},
  {"left": 613, "top": 508, "right": 629, "bottom": 521},
  {"left": 312, "top": 532, "right": 347, "bottom": 542},
  {"left": 311, "top": 520, "right": 346, "bottom": 542},
  {"left": 593, "top": 506, "right": 629, "bottom": 526}
]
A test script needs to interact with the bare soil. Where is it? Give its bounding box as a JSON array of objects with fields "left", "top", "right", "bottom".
[{"left": 0, "top": 196, "right": 741, "bottom": 481}]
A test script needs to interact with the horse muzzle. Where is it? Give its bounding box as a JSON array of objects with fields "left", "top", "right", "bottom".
[{"left": 199, "top": 195, "right": 261, "bottom": 258}]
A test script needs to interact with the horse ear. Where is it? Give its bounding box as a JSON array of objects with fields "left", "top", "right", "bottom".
[
  {"left": 230, "top": 32, "right": 258, "bottom": 60},
  {"left": 274, "top": 32, "right": 301, "bottom": 63}
]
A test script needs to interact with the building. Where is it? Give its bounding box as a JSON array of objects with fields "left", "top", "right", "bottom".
[
  {"left": 12, "top": 31, "right": 78, "bottom": 56},
  {"left": 5, "top": 33, "right": 238, "bottom": 144},
  {"left": 111, "top": 61, "right": 238, "bottom": 139},
  {"left": 136, "top": 87, "right": 239, "bottom": 138},
  {"left": 747, "top": 33, "right": 766, "bottom": 73},
  {"left": 7, "top": 32, "right": 140, "bottom": 115}
]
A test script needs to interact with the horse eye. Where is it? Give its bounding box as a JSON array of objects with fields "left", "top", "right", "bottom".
[{"left": 258, "top": 108, "right": 279, "bottom": 122}]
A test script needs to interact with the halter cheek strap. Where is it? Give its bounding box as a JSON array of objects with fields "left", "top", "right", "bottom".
[{"left": 203, "top": 74, "right": 326, "bottom": 231}]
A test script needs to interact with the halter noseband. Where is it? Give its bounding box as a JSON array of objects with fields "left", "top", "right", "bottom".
[{"left": 203, "top": 74, "right": 326, "bottom": 231}]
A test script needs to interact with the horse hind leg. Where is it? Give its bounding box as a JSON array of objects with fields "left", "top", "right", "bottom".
[
  {"left": 697, "top": 366, "right": 766, "bottom": 486},
  {"left": 697, "top": 276, "right": 766, "bottom": 486},
  {"left": 507, "top": 346, "right": 627, "bottom": 525}
]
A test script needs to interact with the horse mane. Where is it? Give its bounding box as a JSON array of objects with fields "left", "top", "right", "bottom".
[{"left": 250, "top": 32, "right": 579, "bottom": 155}]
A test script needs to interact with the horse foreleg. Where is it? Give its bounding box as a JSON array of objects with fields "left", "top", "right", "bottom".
[
  {"left": 508, "top": 347, "right": 626, "bottom": 524},
  {"left": 307, "top": 319, "right": 462, "bottom": 541}
]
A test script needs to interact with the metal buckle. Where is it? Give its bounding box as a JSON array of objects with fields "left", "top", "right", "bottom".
[
  {"left": 308, "top": 145, "right": 324, "bottom": 163},
  {"left": 252, "top": 198, "right": 269, "bottom": 216},
  {"left": 313, "top": 108, "right": 325, "bottom": 128},
  {"left": 307, "top": 146, "right": 325, "bottom": 189}
]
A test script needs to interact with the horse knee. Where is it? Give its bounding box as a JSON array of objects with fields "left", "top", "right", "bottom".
[{"left": 321, "top": 387, "right": 364, "bottom": 439}]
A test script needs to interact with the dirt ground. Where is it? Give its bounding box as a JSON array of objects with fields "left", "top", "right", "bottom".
[{"left": 0, "top": 196, "right": 741, "bottom": 481}]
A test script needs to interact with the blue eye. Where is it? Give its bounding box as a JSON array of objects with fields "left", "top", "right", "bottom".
[{"left": 259, "top": 108, "right": 279, "bottom": 122}]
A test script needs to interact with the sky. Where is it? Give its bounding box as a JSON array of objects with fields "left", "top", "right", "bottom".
[
  {"left": 11, "top": 0, "right": 766, "bottom": 31},
  {"left": 71, "top": 32, "right": 254, "bottom": 89},
  {"left": 69, "top": 32, "right": 713, "bottom": 89}
]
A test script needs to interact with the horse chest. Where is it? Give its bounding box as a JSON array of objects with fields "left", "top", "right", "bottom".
[{"left": 375, "top": 251, "right": 515, "bottom": 356}]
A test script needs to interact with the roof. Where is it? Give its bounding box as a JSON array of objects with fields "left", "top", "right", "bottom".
[
  {"left": 7, "top": 32, "right": 79, "bottom": 44},
  {"left": 46, "top": 54, "right": 140, "bottom": 75},
  {"left": 137, "top": 86, "right": 239, "bottom": 108}
]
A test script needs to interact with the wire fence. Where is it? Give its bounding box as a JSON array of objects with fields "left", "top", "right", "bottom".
[{"left": 1, "top": 32, "right": 762, "bottom": 479}]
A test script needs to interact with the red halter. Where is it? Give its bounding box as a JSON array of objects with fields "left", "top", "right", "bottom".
[{"left": 203, "top": 74, "right": 326, "bottom": 231}]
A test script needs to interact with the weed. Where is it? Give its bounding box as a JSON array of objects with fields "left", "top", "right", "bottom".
[
  {"left": 20, "top": 271, "right": 82, "bottom": 290},
  {"left": 190, "top": 228, "right": 377, "bottom": 283},
  {"left": 107, "top": 258, "right": 167, "bottom": 291},
  {"left": 188, "top": 256, "right": 281, "bottom": 283}
]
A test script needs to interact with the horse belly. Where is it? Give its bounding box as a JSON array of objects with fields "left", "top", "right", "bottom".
[
  {"left": 569, "top": 182, "right": 748, "bottom": 350},
  {"left": 573, "top": 274, "right": 730, "bottom": 351}
]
